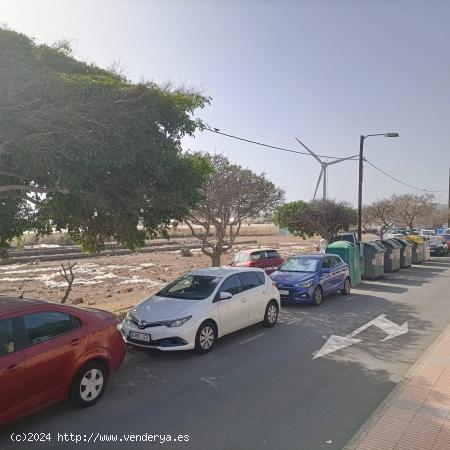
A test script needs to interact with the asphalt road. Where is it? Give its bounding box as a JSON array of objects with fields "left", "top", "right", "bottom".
[{"left": 2, "top": 256, "right": 450, "bottom": 450}]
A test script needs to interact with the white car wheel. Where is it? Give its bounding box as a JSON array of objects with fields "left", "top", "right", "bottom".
[
  {"left": 71, "top": 361, "right": 108, "bottom": 407},
  {"left": 80, "top": 368, "right": 104, "bottom": 402},
  {"left": 263, "top": 301, "right": 278, "bottom": 327},
  {"left": 195, "top": 322, "right": 217, "bottom": 353}
]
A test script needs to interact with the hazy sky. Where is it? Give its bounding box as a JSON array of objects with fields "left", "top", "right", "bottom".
[{"left": 1, "top": 0, "right": 449, "bottom": 205}]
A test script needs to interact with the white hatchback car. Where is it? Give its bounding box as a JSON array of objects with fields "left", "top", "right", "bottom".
[{"left": 120, "top": 267, "right": 280, "bottom": 353}]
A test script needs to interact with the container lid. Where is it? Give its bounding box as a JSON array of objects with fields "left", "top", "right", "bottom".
[
  {"left": 392, "top": 237, "right": 413, "bottom": 247},
  {"left": 381, "top": 239, "right": 402, "bottom": 249},
  {"left": 327, "top": 240, "right": 356, "bottom": 249},
  {"left": 362, "top": 241, "right": 386, "bottom": 252}
]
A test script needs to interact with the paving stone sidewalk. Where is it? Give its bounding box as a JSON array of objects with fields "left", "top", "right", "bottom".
[{"left": 345, "top": 325, "right": 450, "bottom": 450}]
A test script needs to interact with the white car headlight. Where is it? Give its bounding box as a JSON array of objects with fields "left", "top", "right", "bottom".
[
  {"left": 297, "top": 279, "right": 314, "bottom": 288},
  {"left": 161, "top": 316, "right": 192, "bottom": 327}
]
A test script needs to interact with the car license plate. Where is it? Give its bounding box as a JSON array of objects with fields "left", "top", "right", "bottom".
[
  {"left": 129, "top": 331, "right": 151, "bottom": 342},
  {"left": 279, "top": 289, "right": 289, "bottom": 296}
]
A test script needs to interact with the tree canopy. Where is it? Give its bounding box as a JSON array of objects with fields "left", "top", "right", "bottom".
[
  {"left": 274, "top": 199, "right": 357, "bottom": 242},
  {"left": 390, "top": 193, "right": 435, "bottom": 231},
  {"left": 362, "top": 199, "right": 395, "bottom": 238},
  {"left": 0, "top": 28, "right": 211, "bottom": 257},
  {"left": 185, "top": 154, "right": 285, "bottom": 266}
]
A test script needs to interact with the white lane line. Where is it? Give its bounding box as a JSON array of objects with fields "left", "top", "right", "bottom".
[{"left": 239, "top": 333, "right": 266, "bottom": 345}]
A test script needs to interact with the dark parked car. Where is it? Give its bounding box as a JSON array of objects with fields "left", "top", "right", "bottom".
[
  {"left": 0, "top": 297, "right": 126, "bottom": 426},
  {"left": 231, "top": 248, "right": 284, "bottom": 274},
  {"left": 270, "top": 254, "right": 351, "bottom": 305},
  {"left": 429, "top": 236, "right": 449, "bottom": 256}
]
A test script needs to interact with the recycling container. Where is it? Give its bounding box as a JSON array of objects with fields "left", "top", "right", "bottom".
[
  {"left": 326, "top": 240, "right": 362, "bottom": 286},
  {"left": 392, "top": 237, "right": 413, "bottom": 268},
  {"left": 423, "top": 239, "right": 431, "bottom": 261},
  {"left": 407, "top": 235, "right": 425, "bottom": 264},
  {"left": 380, "top": 239, "right": 401, "bottom": 272},
  {"left": 360, "top": 241, "right": 385, "bottom": 280}
]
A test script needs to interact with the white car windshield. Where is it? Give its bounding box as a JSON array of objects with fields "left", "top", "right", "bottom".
[
  {"left": 157, "top": 275, "right": 221, "bottom": 300},
  {"left": 279, "top": 257, "right": 319, "bottom": 273}
]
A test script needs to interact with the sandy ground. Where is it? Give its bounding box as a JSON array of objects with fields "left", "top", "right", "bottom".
[{"left": 0, "top": 235, "right": 318, "bottom": 315}]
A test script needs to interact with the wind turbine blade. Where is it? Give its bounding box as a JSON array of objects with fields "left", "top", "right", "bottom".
[
  {"left": 313, "top": 168, "right": 323, "bottom": 199},
  {"left": 327, "top": 154, "right": 359, "bottom": 166},
  {"left": 295, "top": 137, "right": 323, "bottom": 164}
]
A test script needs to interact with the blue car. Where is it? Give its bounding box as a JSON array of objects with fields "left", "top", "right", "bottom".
[{"left": 270, "top": 254, "right": 351, "bottom": 305}]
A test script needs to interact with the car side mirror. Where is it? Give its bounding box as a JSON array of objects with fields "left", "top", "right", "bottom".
[
  {"left": 214, "top": 291, "right": 233, "bottom": 303},
  {"left": 219, "top": 292, "right": 233, "bottom": 300},
  {"left": 321, "top": 268, "right": 331, "bottom": 274}
]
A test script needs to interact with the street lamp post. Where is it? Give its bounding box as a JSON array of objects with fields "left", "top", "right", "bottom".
[{"left": 357, "top": 132, "right": 399, "bottom": 242}]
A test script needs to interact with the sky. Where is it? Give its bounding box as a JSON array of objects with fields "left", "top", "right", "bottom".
[{"left": 1, "top": 0, "right": 449, "bottom": 205}]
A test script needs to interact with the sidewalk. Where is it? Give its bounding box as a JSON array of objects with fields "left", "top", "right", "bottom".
[{"left": 345, "top": 325, "right": 450, "bottom": 450}]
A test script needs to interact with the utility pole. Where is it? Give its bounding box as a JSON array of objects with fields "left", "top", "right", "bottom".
[
  {"left": 448, "top": 167, "right": 450, "bottom": 227},
  {"left": 357, "top": 132, "right": 399, "bottom": 242},
  {"left": 357, "top": 135, "right": 364, "bottom": 242}
]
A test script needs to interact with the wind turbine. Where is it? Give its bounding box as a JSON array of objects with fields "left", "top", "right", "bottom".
[{"left": 295, "top": 137, "right": 357, "bottom": 200}]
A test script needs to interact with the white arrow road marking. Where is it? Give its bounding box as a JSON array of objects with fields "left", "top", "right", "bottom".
[
  {"left": 313, "top": 314, "right": 408, "bottom": 359},
  {"left": 313, "top": 335, "right": 362, "bottom": 359}
]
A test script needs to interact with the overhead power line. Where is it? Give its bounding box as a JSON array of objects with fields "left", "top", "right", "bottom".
[
  {"left": 204, "top": 127, "right": 358, "bottom": 161},
  {"left": 364, "top": 158, "right": 447, "bottom": 193},
  {"left": 203, "top": 126, "right": 447, "bottom": 194}
]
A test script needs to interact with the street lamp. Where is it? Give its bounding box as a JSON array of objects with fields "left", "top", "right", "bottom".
[{"left": 357, "top": 132, "right": 399, "bottom": 242}]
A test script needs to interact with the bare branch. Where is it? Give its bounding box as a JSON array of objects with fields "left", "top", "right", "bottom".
[{"left": 60, "top": 262, "right": 77, "bottom": 304}]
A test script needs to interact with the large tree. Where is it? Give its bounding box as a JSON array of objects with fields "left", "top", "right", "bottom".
[
  {"left": 391, "top": 193, "right": 435, "bottom": 231},
  {"left": 185, "top": 154, "right": 284, "bottom": 266},
  {"left": 274, "top": 199, "right": 358, "bottom": 242},
  {"left": 0, "top": 28, "right": 210, "bottom": 257},
  {"left": 365, "top": 199, "right": 396, "bottom": 238}
]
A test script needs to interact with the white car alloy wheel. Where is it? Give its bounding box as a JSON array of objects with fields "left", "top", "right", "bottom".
[
  {"left": 267, "top": 304, "right": 277, "bottom": 324},
  {"left": 80, "top": 368, "right": 104, "bottom": 402},
  {"left": 199, "top": 325, "right": 215, "bottom": 350},
  {"left": 263, "top": 301, "right": 278, "bottom": 327}
]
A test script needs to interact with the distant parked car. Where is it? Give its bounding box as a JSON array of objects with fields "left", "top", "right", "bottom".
[
  {"left": 389, "top": 229, "right": 408, "bottom": 236},
  {"left": 0, "top": 297, "right": 126, "bottom": 426},
  {"left": 443, "top": 234, "right": 450, "bottom": 246},
  {"left": 270, "top": 254, "right": 350, "bottom": 306},
  {"left": 420, "top": 229, "right": 436, "bottom": 236},
  {"left": 231, "top": 248, "right": 284, "bottom": 274},
  {"left": 429, "top": 236, "right": 449, "bottom": 256},
  {"left": 120, "top": 267, "right": 280, "bottom": 353},
  {"left": 386, "top": 232, "right": 408, "bottom": 239}
]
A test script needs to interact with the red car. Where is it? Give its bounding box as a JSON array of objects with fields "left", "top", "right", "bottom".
[
  {"left": 231, "top": 248, "right": 284, "bottom": 274},
  {"left": 0, "top": 297, "right": 126, "bottom": 426},
  {"left": 443, "top": 234, "right": 450, "bottom": 246}
]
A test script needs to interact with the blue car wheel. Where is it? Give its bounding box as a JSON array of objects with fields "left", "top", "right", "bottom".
[
  {"left": 341, "top": 277, "right": 351, "bottom": 295},
  {"left": 313, "top": 286, "right": 323, "bottom": 306}
]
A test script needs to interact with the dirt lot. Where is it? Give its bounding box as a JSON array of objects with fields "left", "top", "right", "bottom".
[{"left": 0, "top": 235, "right": 318, "bottom": 315}]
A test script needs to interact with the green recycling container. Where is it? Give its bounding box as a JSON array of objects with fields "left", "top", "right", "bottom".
[
  {"left": 392, "top": 237, "right": 413, "bottom": 268},
  {"left": 380, "top": 239, "right": 401, "bottom": 272},
  {"left": 360, "top": 241, "right": 386, "bottom": 280},
  {"left": 326, "top": 241, "right": 362, "bottom": 286}
]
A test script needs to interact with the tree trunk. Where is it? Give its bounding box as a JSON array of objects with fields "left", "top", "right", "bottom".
[{"left": 211, "top": 252, "right": 221, "bottom": 267}]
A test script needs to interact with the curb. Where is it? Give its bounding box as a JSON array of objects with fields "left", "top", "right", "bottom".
[{"left": 342, "top": 324, "right": 450, "bottom": 450}]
